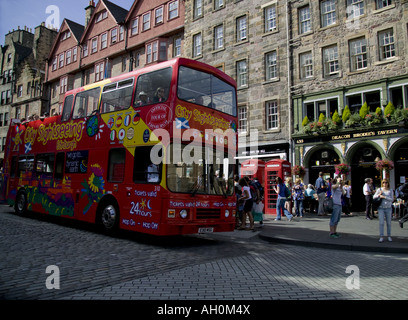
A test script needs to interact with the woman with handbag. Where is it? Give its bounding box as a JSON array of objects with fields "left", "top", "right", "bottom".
[{"left": 373, "top": 179, "right": 394, "bottom": 242}]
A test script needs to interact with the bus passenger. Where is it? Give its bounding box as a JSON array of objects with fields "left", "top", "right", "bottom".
[
  {"left": 153, "top": 87, "right": 166, "bottom": 102},
  {"left": 136, "top": 91, "right": 149, "bottom": 106}
]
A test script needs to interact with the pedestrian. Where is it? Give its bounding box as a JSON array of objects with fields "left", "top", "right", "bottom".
[
  {"left": 234, "top": 175, "right": 243, "bottom": 228},
  {"left": 315, "top": 172, "right": 327, "bottom": 216},
  {"left": 305, "top": 184, "right": 317, "bottom": 213},
  {"left": 363, "top": 178, "right": 375, "bottom": 220},
  {"left": 329, "top": 178, "right": 344, "bottom": 238},
  {"left": 326, "top": 177, "right": 332, "bottom": 198},
  {"left": 273, "top": 177, "right": 293, "bottom": 221},
  {"left": 342, "top": 180, "right": 352, "bottom": 216},
  {"left": 285, "top": 177, "right": 293, "bottom": 214},
  {"left": 374, "top": 179, "right": 393, "bottom": 242},
  {"left": 238, "top": 177, "right": 254, "bottom": 231},
  {"left": 293, "top": 178, "right": 305, "bottom": 217}
]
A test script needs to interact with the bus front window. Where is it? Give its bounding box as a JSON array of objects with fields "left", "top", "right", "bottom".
[{"left": 167, "top": 144, "right": 235, "bottom": 196}]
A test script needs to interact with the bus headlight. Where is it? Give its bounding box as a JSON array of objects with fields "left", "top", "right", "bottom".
[
  {"left": 180, "top": 209, "right": 188, "bottom": 219},
  {"left": 225, "top": 209, "right": 230, "bottom": 218}
]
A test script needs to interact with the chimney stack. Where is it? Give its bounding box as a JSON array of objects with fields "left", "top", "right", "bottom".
[{"left": 85, "top": 0, "right": 96, "bottom": 28}]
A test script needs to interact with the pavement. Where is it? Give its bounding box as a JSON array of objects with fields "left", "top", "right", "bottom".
[{"left": 218, "top": 211, "right": 408, "bottom": 254}]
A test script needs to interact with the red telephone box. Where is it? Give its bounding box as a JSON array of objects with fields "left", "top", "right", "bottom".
[
  {"left": 264, "top": 159, "right": 291, "bottom": 215},
  {"left": 240, "top": 159, "right": 265, "bottom": 186}
]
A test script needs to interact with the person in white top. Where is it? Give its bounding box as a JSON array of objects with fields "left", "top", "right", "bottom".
[
  {"left": 238, "top": 177, "right": 254, "bottom": 231},
  {"left": 363, "top": 178, "right": 375, "bottom": 220},
  {"left": 373, "top": 179, "right": 394, "bottom": 242}
]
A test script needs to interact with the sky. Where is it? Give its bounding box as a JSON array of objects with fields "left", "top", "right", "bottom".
[{"left": 0, "top": 0, "right": 135, "bottom": 44}]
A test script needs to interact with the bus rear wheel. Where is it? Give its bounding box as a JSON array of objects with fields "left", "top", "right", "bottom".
[
  {"left": 98, "top": 200, "right": 119, "bottom": 233},
  {"left": 15, "top": 190, "right": 27, "bottom": 215}
]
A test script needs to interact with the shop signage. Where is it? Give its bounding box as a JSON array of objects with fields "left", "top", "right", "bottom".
[{"left": 294, "top": 127, "right": 405, "bottom": 145}]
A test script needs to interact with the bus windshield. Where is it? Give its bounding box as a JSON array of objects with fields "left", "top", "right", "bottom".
[
  {"left": 167, "top": 144, "right": 235, "bottom": 196},
  {"left": 177, "top": 66, "right": 237, "bottom": 116}
]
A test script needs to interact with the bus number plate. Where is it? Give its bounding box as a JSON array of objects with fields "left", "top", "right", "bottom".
[{"left": 198, "top": 227, "right": 214, "bottom": 233}]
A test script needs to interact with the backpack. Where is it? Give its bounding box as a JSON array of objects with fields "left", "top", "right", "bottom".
[{"left": 251, "top": 180, "right": 264, "bottom": 201}]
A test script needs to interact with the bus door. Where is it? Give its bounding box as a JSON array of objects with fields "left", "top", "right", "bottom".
[{"left": 264, "top": 159, "right": 291, "bottom": 215}]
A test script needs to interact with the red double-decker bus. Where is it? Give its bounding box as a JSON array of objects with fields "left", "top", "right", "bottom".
[{"left": 1, "top": 58, "right": 238, "bottom": 236}]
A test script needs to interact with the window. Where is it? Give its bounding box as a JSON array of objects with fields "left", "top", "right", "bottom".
[
  {"left": 134, "top": 67, "right": 172, "bottom": 108},
  {"left": 133, "top": 146, "right": 162, "bottom": 184},
  {"left": 55, "top": 153, "right": 65, "bottom": 180},
  {"left": 111, "top": 28, "right": 117, "bottom": 44},
  {"left": 193, "top": 33, "right": 202, "bottom": 57},
  {"left": 101, "top": 33, "right": 107, "bottom": 49},
  {"left": 304, "top": 98, "right": 339, "bottom": 121},
  {"left": 264, "top": 5, "right": 277, "bottom": 33},
  {"left": 299, "top": 6, "right": 311, "bottom": 34},
  {"left": 91, "top": 37, "right": 98, "bottom": 53},
  {"left": 300, "top": 52, "right": 313, "bottom": 79},
  {"left": 215, "top": 0, "right": 224, "bottom": 10},
  {"left": 379, "top": 29, "right": 395, "bottom": 60},
  {"left": 52, "top": 57, "right": 57, "bottom": 71},
  {"left": 101, "top": 78, "right": 134, "bottom": 113},
  {"left": 66, "top": 50, "right": 71, "bottom": 64},
  {"left": 61, "top": 94, "right": 74, "bottom": 121},
  {"left": 73, "top": 47, "right": 77, "bottom": 61},
  {"left": 323, "top": 45, "right": 339, "bottom": 76},
  {"left": 146, "top": 43, "right": 153, "bottom": 64},
  {"left": 143, "top": 12, "right": 151, "bottom": 31},
  {"left": 320, "top": 0, "right": 336, "bottom": 27},
  {"left": 108, "top": 149, "right": 126, "bottom": 182},
  {"left": 36, "top": 153, "right": 55, "bottom": 177},
  {"left": 376, "top": 0, "right": 392, "bottom": 10},
  {"left": 237, "top": 60, "right": 248, "bottom": 87},
  {"left": 59, "top": 53, "right": 64, "bottom": 68},
  {"left": 347, "top": 0, "right": 364, "bottom": 19},
  {"left": 96, "top": 10, "right": 108, "bottom": 22},
  {"left": 214, "top": 25, "right": 223, "bottom": 50},
  {"left": 131, "top": 18, "right": 139, "bottom": 35},
  {"left": 169, "top": 0, "right": 179, "bottom": 20},
  {"left": 194, "top": 0, "right": 203, "bottom": 19},
  {"left": 238, "top": 106, "right": 247, "bottom": 133},
  {"left": 349, "top": 37, "right": 367, "bottom": 71},
  {"left": 17, "top": 85, "right": 23, "bottom": 97},
  {"left": 265, "top": 51, "right": 277, "bottom": 80},
  {"left": 155, "top": 7, "right": 164, "bottom": 24},
  {"left": 72, "top": 87, "right": 101, "bottom": 119},
  {"left": 174, "top": 38, "right": 181, "bottom": 57},
  {"left": 95, "top": 61, "right": 105, "bottom": 82},
  {"left": 236, "top": 16, "right": 247, "bottom": 42},
  {"left": 177, "top": 66, "right": 236, "bottom": 116},
  {"left": 266, "top": 101, "right": 278, "bottom": 130},
  {"left": 83, "top": 43, "right": 88, "bottom": 57},
  {"left": 60, "top": 77, "right": 68, "bottom": 94},
  {"left": 119, "top": 26, "right": 125, "bottom": 41},
  {"left": 18, "top": 155, "right": 34, "bottom": 177}
]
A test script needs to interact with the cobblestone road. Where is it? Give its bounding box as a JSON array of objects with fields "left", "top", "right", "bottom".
[{"left": 1, "top": 205, "right": 407, "bottom": 302}]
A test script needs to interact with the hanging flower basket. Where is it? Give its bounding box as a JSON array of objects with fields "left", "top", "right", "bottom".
[
  {"left": 292, "top": 165, "right": 305, "bottom": 176},
  {"left": 335, "top": 163, "right": 350, "bottom": 175},
  {"left": 375, "top": 159, "right": 394, "bottom": 172}
]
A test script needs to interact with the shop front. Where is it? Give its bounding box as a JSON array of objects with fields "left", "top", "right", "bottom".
[{"left": 294, "top": 126, "right": 408, "bottom": 213}]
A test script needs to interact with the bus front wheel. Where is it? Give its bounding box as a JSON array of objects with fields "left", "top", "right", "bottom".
[
  {"left": 97, "top": 200, "right": 119, "bottom": 233},
  {"left": 15, "top": 190, "right": 27, "bottom": 215}
]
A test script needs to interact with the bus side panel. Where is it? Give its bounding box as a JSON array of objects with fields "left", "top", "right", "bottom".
[{"left": 118, "top": 184, "right": 163, "bottom": 234}]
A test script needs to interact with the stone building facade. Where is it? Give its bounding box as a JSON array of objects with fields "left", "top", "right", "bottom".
[
  {"left": 184, "top": 0, "right": 292, "bottom": 162},
  {"left": 0, "top": 24, "right": 57, "bottom": 162},
  {"left": 290, "top": 0, "right": 408, "bottom": 211}
]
